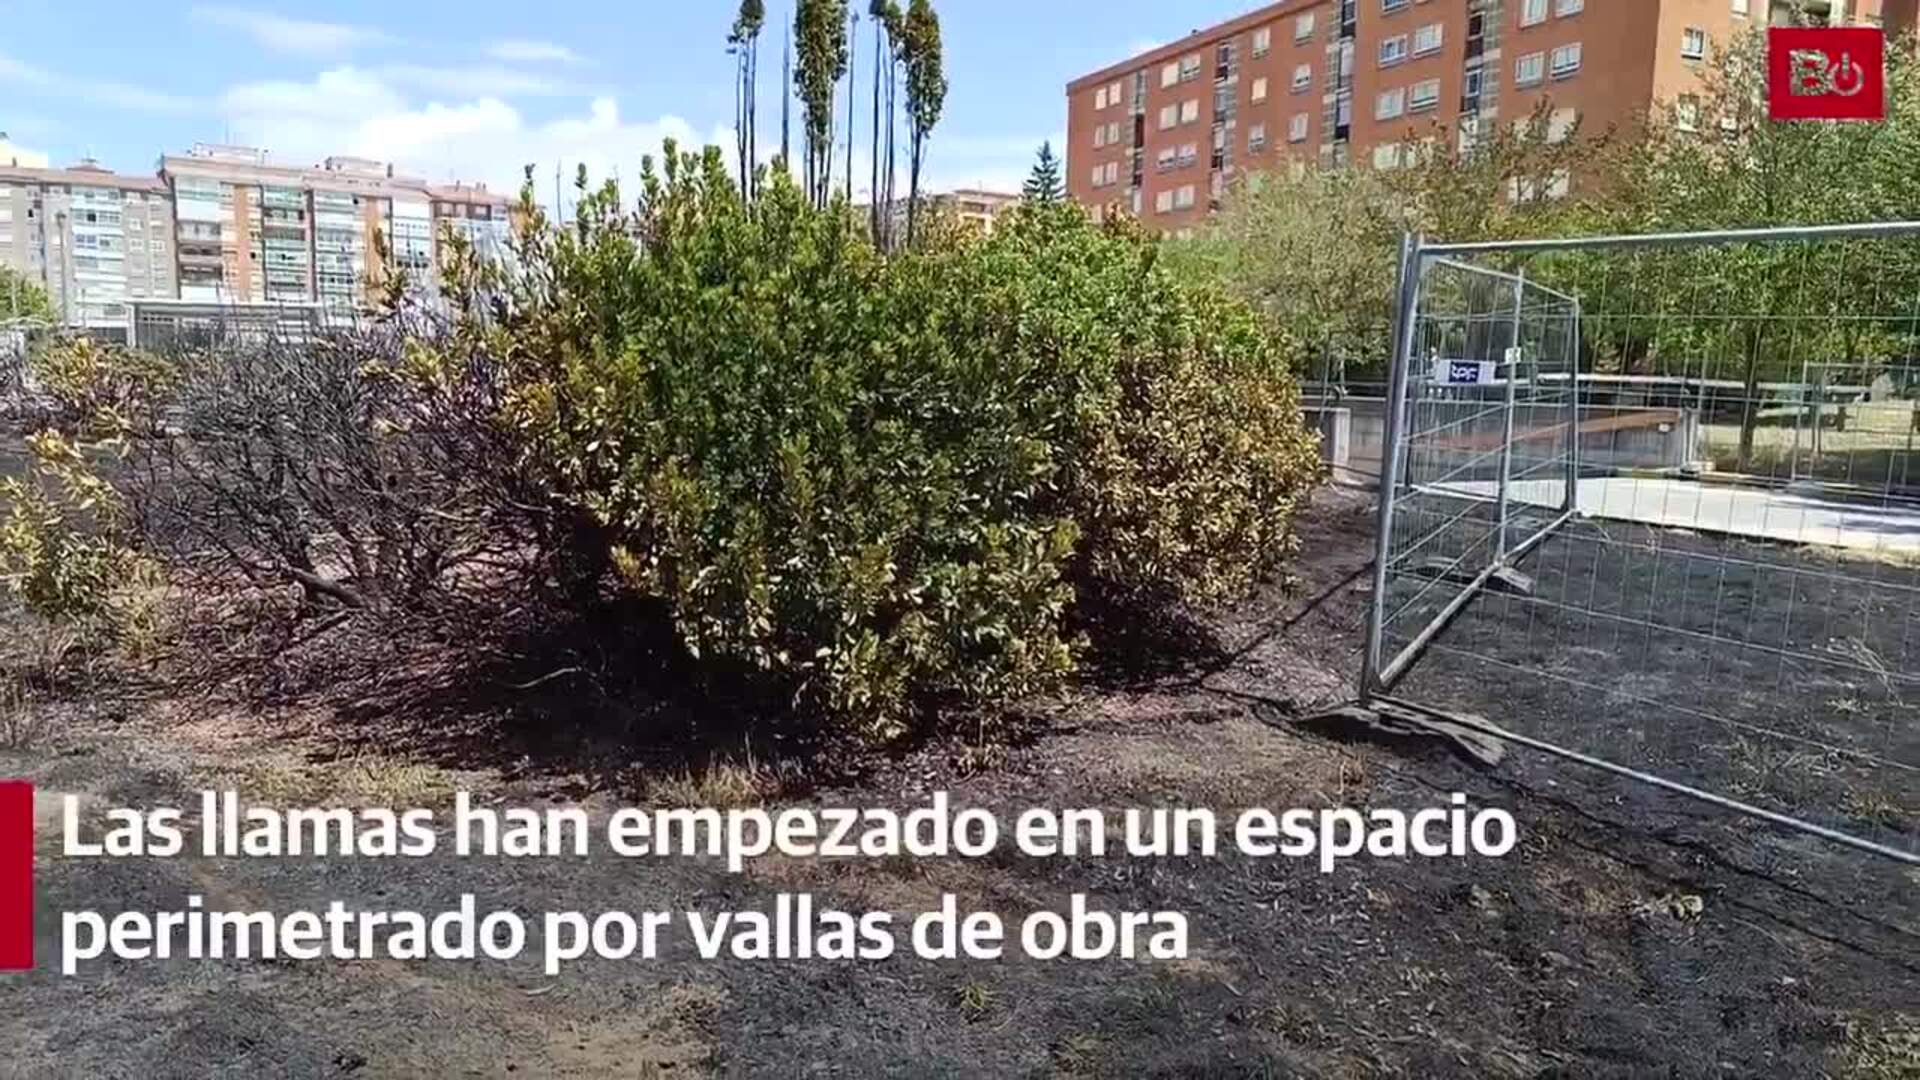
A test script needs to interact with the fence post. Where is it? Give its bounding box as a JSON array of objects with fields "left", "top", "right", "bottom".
[
  {"left": 1495, "top": 270, "right": 1526, "bottom": 562},
  {"left": 1361, "top": 231, "right": 1424, "bottom": 701},
  {"left": 1564, "top": 299, "right": 1581, "bottom": 515}
]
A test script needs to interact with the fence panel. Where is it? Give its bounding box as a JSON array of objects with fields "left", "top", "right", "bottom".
[{"left": 1361, "top": 225, "right": 1920, "bottom": 867}]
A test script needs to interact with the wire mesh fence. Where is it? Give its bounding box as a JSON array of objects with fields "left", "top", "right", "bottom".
[{"left": 1365, "top": 225, "right": 1920, "bottom": 866}]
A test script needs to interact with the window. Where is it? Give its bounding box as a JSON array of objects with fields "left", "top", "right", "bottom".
[
  {"left": 1409, "top": 78, "right": 1441, "bottom": 112},
  {"left": 1094, "top": 126, "right": 1107, "bottom": 148},
  {"left": 1379, "top": 34, "right": 1409, "bottom": 66},
  {"left": 1108, "top": 121, "right": 1123, "bottom": 144},
  {"left": 1381, "top": 0, "right": 1409, "bottom": 12},
  {"left": 1091, "top": 166, "right": 1105, "bottom": 187},
  {"left": 1157, "top": 147, "right": 1177, "bottom": 171},
  {"left": 1248, "top": 122, "right": 1268, "bottom": 152},
  {"left": 1555, "top": 0, "right": 1583, "bottom": 14},
  {"left": 1095, "top": 87, "right": 1109, "bottom": 110},
  {"left": 1104, "top": 161, "right": 1120, "bottom": 185},
  {"left": 1289, "top": 112, "right": 1310, "bottom": 142},
  {"left": 1179, "top": 54, "right": 1202, "bottom": 81},
  {"left": 1508, "top": 168, "right": 1571, "bottom": 202},
  {"left": 1295, "top": 12, "right": 1315, "bottom": 41},
  {"left": 1162, "top": 62, "right": 1180, "bottom": 88},
  {"left": 1178, "top": 142, "right": 1199, "bottom": 167},
  {"left": 1547, "top": 106, "right": 1578, "bottom": 142},
  {"left": 1292, "top": 63, "right": 1313, "bottom": 91},
  {"left": 1251, "top": 76, "right": 1269, "bottom": 102},
  {"left": 1180, "top": 99, "right": 1200, "bottom": 123},
  {"left": 1681, "top": 27, "right": 1706, "bottom": 60},
  {"left": 1550, "top": 42, "right": 1583, "bottom": 78},
  {"left": 1155, "top": 189, "right": 1174, "bottom": 213},
  {"left": 1413, "top": 23, "right": 1443, "bottom": 56},
  {"left": 1515, "top": 51, "right": 1545, "bottom": 86},
  {"left": 1253, "top": 27, "right": 1272, "bottom": 56},
  {"left": 1731, "top": 0, "right": 1749, "bottom": 15},
  {"left": 1174, "top": 184, "right": 1196, "bottom": 210},
  {"left": 1110, "top": 80, "right": 1123, "bottom": 104},
  {"left": 1375, "top": 87, "right": 1406, "bottom": 120},
  {"left": 1160, "top": 104, "right": 1179, "bottom": 129},
  {"left": 1521, "top": 0, "right": 1548, "bottom": 26},
  {"left": 1675, "top": 93, "right": 1700, "bottom": 131}
]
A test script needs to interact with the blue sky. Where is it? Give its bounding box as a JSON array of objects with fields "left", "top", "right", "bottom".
[{"left": 0, "top": 1, "right": 1260, "bottom": 202}]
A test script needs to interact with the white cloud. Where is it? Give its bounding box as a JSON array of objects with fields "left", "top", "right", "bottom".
[
  {"left": 0, "top": 134, "right": 50, "bottom": 169},
  {"left": 380, "top": 64, "right": 579, "bottom": 99},
  {"left": 485, "top": 40, "right": 588, "bottom": 65},
  {"left": 218, "top": 67, "right": 725, "bottom": 205},
  {"left": 190, "top": 6, "right": 395, "bottom": 56},
  {"left": 0, "top": 51, "right": 196, "bottom": 114},
  {"left": 211, "top": 63, "right": 1039, "bottom": 211}
]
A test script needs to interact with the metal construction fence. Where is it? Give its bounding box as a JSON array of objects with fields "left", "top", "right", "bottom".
[{"left": 1362, "top": 224, "right": 1920, "bottom": 866}]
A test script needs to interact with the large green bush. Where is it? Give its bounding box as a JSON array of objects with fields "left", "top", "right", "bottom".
[{"left": 442, "top": 145, "right": 1319, "bottom": 735}]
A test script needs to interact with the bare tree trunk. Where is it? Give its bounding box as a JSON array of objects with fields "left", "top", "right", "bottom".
[
  {"left": 906, "top": 135, "right": 923, "bottom": 247},
  {"left": 869, "top": 20, "right": 882, "bottom": 239},
  {"left": 845, "top": 11, "right": 857, "bottom": 208}
]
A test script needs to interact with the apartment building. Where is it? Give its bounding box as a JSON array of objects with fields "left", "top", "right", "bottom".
[
  {"left": 0, "top": 160, "right": 177, "bottom": 329},
  {"left": 1067, "top": 0, "right": 1918, "bottom": 232},
  {"left": 161, "top": 145, "right": 513, "bottom": 312},
  {"left": 864, "top": 187, "right": 1022, "bottom": 237}
]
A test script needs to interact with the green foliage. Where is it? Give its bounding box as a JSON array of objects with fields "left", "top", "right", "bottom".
[
  {"left": 901, "top": 0, "right": 946, "bottom": 243},
  {"left": 1023, "top": 141, "right": 1065, "bottom": 205},
  {"left": 1171, "top": 166, "right": 1407, "bottom": 385},
  {"left": 0, "top": 430, "right": 154, "bottom": 641},
  {"left": 1176, "top": 99, "right": 1624, "bottom": 387},
  {"left": 0, "top": 265, "right": 52, "bottom": 323},
  {"left": 440, "top": 142, "right": 1317, "bottom": 736},
  {"left": 27, "top": 335, "right": 174, "bottom": 433},
  {"left": 794, "top": 0, "right": 850, "bottom": 207}
]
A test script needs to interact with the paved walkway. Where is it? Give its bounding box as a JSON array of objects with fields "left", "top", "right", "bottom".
[{"left": 1436, "top": 476, "right": 1920, "bottom": 557}]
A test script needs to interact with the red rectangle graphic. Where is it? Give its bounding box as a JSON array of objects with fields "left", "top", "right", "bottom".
[
  {"left": 0, "top": 781, "right": 32, "bottom": 971},
  {"left": 1768, "top": 27, "right": 1885, "bottom": 121}
]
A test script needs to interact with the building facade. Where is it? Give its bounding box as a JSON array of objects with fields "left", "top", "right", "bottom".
[
  {"left": 1066, "top": 0, "right": 1918, "bottom": 232},
  {"left": 161, "top": 145, "right": 513, "bottom": 313},
  {"left": 0, "top": 160, "right": 177, "bottom": 330},
  {"left": 0, "top": 142, "right": 515, "bottom": 336}
]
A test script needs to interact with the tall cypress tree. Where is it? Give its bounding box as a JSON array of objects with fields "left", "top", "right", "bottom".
[
  {"left": 795, "top": 0, "right": 850, "bottom": 209},
  {"left": 730, "top": 0, "right": 766, "bottom": 201},
  {"left": 902, "top": 0, "right": 946, "bottom": 245}
]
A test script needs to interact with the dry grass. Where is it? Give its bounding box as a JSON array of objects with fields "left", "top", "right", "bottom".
[
  {"left": 0, "top": 675, "right": 51, "bottom": 749},
  {"left": 1840, "top": 1013, "right": 1920, "bottom": 1079},
  {"left": 640, "top": 752, "right": 799, "bottom": 809},
  {"left": 951, "top": 980, "right": 1001, "bottom": 1024},
  {"left": 190, "top": 753, "right": 462, "bottom": 809}
]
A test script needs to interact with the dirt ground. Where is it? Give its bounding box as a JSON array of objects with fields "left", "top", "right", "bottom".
[{"left": 2, "top": 488, "right": 1917, "bottom": 1079}]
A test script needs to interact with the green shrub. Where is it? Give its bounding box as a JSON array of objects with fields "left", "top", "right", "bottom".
[
  {"left": 439, "top": 144, "right": 1319, "bottom": 735},
  {"left": 0, "top": 430, "right": 154, "bottom": 642}
]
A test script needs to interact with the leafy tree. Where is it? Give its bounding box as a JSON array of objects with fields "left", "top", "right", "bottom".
[
  {"left": 1577, "top": 25, "right": 1920, "bottom": 469},
  {"left": 0, "top": 265, "right": 51, "bottom": 322},
  {"left": 729, "top": 0, "right": 767, "bottom": 202},
  {"left": 1172, "top": 167, "right": 1408, "bottom": 386},
  {"left": 901, "top": 0, "right": 946, "bottom": 245},
  {"left": 1023, "top": 141, "right": 1065, "bottom": 205},
  {"left": 794, "top": 0, "right": 851, "bottom": 208},
  {"left": 867, "top": 0, "right": 895, "bottom": 241}
]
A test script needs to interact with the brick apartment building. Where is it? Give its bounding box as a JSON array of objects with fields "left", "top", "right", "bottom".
[{"left": 1067, "top": 0, "right": 1918, "bottom": 233}]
